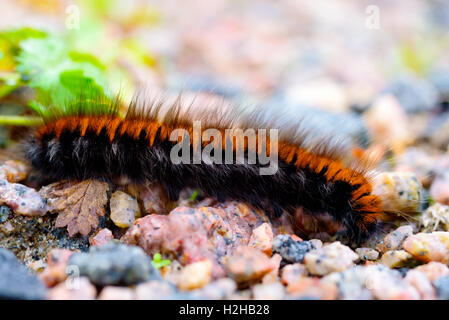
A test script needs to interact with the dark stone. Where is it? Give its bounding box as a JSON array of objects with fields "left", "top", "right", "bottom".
[
  {"left": 69, "top": 241, "right": 159, "bottom": 286},
  {"left": 272, "top": 234, "right": 314, "bottom": 263},
  {"left": 434, "top": 275, "right": 449, "bottom": 300},
  {"left": 0, "top": 206, "right": 11, "bottom": 223},
  {"left": 0, "top": 248, "right": 46, "bottom": 299}
]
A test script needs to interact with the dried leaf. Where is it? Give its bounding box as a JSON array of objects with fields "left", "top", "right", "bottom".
[{"left": 40, "top": 179, "right": 109, "bottom": 236}]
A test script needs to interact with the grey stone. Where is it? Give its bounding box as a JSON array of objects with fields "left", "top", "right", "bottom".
[
  {"left": 69, "top": 241, "right": 159, "bottom": 286},
  {"left": 0, "top": 248, "right": 46, "bottom": 299}
]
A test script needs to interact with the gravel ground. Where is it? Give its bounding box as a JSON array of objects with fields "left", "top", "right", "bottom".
[{"left": 1, "top": 0, "right": 449, "bottom": 300}]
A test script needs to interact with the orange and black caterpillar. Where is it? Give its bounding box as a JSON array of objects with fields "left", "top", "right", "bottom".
[{"left": 25, "top": 93, "right": 382, "bottom": 244}]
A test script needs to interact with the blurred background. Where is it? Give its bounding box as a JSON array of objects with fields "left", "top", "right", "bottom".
[{"left": 1, "top": 0, "right": 449, "bottom": 164}]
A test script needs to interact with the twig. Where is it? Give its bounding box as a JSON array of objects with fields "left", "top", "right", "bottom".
[{"left": 0, "top": 115, "right": 43, "bottom": 126}]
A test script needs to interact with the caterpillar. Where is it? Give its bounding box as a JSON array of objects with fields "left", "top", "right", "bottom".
[{"left": 25, "top": 91, "right": 383, "bottom": 244}]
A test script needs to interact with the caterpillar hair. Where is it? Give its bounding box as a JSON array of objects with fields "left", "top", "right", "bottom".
[{"left": 25, "top": 90, "right": 383, "bottom": 244}]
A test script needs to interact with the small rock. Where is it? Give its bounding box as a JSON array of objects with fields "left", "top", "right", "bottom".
[
  {"left": 405, "top": 270, "right": 437, "bottom": 300},
  {"left": 224, "top": 246, "right": 275, "bottom": 283},
  {"left": 383, "top": 75, "right": 438, "bottom": 113},
  {"left": 284, "top": 276, "right": 338, "bottom": 300},
  {"left": 39, "top": 249, "right": 74, "bottom": 287},
  {"left": 364, "top": 265, "right": 420, "bottom": 299},
  {"left": 304, "top": 241, "right": 359, "bottom": 276},
  {"left": 123, "top": 203, "right": 270, "bottom": 278},
  {"left": 110, "top": 191, "right": 141, "bottom": 228},
  {"left": 363, "top": 95, "right": 413, "bottom": 153},
  {"left": 355, "top": 248, "right": 379, "bottom": 261},
  {"left": 191, "top": 278, "right": 237, "bottom": 300},
  {"left": 0, "top": 179, "right": 48, "bottom": 216},
  {"left": 419, "top": 203, "right": 449, "bottom": 232},
  {"left": 252, "top": 282, "right": 285, "bottom": 300},
  {"left": 376, "top": 225, "right": 414, "bottom": 253},
  {"left": 0, "top": 248, "right": 46, "bottom": 299},
  {"left": 90, "top": 228, "right": 114, "bottom": 246},
  {"left": 0, "top": 205, "right": 11, "bottom": 223},
  {"left": 98, "top": 286, "right": 135, "bottom": 300},
  {"left": 281, "top": 263, "right": 307, "bottom": 288},
  {"left": 272, "top": 234, "right": 314, "bottom": 263},
  {"left": 309, "top": 239, "right": 323, "bottom": 249},
  {"left": 324, "top": 265, "right": 420, "bottom": 300},
  {"left": 434, "top": 276, "right": 449, "bottom": 300},
  {"left": 429, "top": 173, "right": 449, "bottom": 206},
  {"left": 380, "top": 250, "right": 414, "bottom": 268},
  {"left": 178, "top": 260, "right": 213, "bottom": 290},
  {"left": 47, "top": 277, "right": 96, "bottom": 300},
  {"left": 322, "top": 267, "right": 373, "bottom": 299},
  {"left": 68, "top": 242, "right": 158, "bottom": 286},
  {"left": 29, "top": 259, "right": 46, "bottom": 273},
  {"left": 135, "top": 280, "right": 178, "bottom": 300},
  {"left": 0, "top": 160, "right": 29, "bottom": 183},
  {"left": 415, "top": 262, "right": 449, "bottom": 282},
  {"left": 262, "top": 254, "right": 282, "bottom": 284},
  {"left": 248, "top": 223, "right": 273, "bottom": 255},
  {"left": 403, "top": 231, "right": 449, "bottom": 263},
  {"left": 372, "top": 172, "right": 424, "bottom": 215}
]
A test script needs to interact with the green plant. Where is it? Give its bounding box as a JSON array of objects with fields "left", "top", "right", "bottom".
[{"left": 151, "top": 253, "right": 171, "bottom": 269}]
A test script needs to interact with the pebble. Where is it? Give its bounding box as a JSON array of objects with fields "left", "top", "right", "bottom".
[
  {"left": 405, "top": 270, "right": 437, "bottom": 299},
  {"left": 383, "top": 75, "right": 438, "bottom": 113},
  {"left": 429, "top": 173, "right": 449, "bottom": 206},
  {"left": 415, "top": 262, "right": 449, "bottom": 282},
  {"left": 419, "top": 203, "right": 449, "bottom": 232},
  {"left": 262, "top": 254, "right": 282, "bottom": 284},
  {"left": 0, "top": 160, "right": 29, "bottom": 183},
  {"left": 90, "top": 228, "right": 114, "bottom": 246},
  {"left": 0, "top": 248, "right": 46, "bottom": 299},
  {"left": 284, "top": 276, "right": 338, "bottom": 300},
  {"left": 178, "top": 260, "right": 213, "bottom": 290},
  {"left": 380, "top": 250, "right": 415, "bottom": 268},
  {"left": 252, "top": 282, "right": 285, "bottom": 300},
  {"left": 363, "top": 95, "right": 413, "bottom": 153},
  {"left": 281, "top": 263, "right": 307, "bottom": 288},
  {"left": 68, "top": 242, "right": 158, "bottom": 286},
  {"left": 123, "top": 203, "right": 270, "bottom": 278},
  {"left": 304, "top": 241, "right": 359, "bottom": 276},
  {"left": 135, "top": 280, "right": 178, "bottom": 300},
  {"left": 372, "top": 172, "right": 424, "bottom": 215},
  {"left": 309, "top": 239, "right": 323, "bottom": 249},
  {"left": 403, "top": 231, "right": 449, "bottom": 263},
  {"left": 434, "top": 276, "right": 449, "bottom": 300},
  {"left": 47, "top": 277, "right": 96, "bottom": 300},
  {"left": 284, "top": 79, "right": 349, "bottom": 113},
  {"left": 248, "top": 223, "right": 273, "bottom": 256},
  {"left": 110, "top": 191, "right": 141, "bottom": 228},
  {"left": 322, "top": 267, "right": 373, "bottom": 300},
  {"left": 0, "top": 179, "right": 48, "bottom": 216},
  {"left": 0, "top": 205, "right": 11, "bottom": 223},
  {"left": 39, "top": 248, "right": 74, "bottom": 287},
  {"left": 325, "top": 265, "right": 420, "bottom": 300},
  {"left": 272, "top": 234, "right": 314, "bottom": 263},
  {"left": 191, "top": 278, "right": 237, "bottom": 300},
  {"left": 429, "top": 69, "right": 449, "bottom": 102},
  {"left": 224, "top": 246, "right": 275, "bottom": 283},
  {"left": 355, "top": 248, "right": 379, "bottom": 261},
  {"left": 98, "top": 286, "right": 135, "bottom": 300},
  {"left": 376, "top": 225, "right": 414, "bottom": 253}
]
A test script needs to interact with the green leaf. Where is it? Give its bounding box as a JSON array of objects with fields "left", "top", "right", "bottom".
[
  {"left": 152, "top": 253, "right": 171, "bottom": 269},
  {"left": 15, "top": 36, "right": 114, "bottom": 118}
]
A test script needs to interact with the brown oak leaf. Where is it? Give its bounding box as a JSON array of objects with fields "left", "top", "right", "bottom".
[{"left": 39, "top": 180, "right": 109, "bottom": 236}]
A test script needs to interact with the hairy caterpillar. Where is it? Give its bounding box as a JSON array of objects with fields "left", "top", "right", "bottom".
[{"left": 25, "top": 92, "right": 382, "bottom": 244}]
